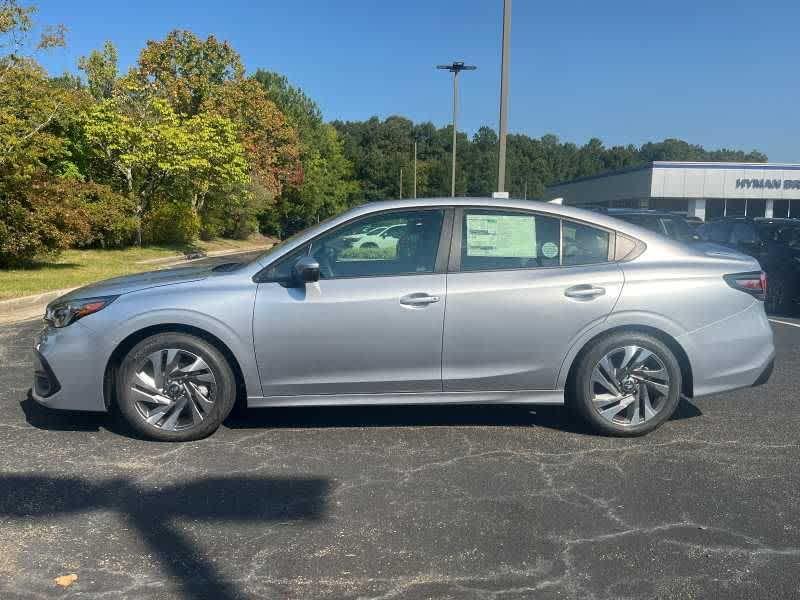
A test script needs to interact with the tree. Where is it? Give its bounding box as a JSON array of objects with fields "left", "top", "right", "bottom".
[
  {"left": 253, "top": 69, "right": 358, "bottom": 235},
  {"left": 78, "top": 40, "right": 117, "bottom": 100},
  {"left": 134, "top": 29, "right": 244, "bottom": 117},
  {"left": 83, "top": 93, "right": 249, "bottom": 244},
  {"left": 0, "top": 0, "right": 69, "bottom": 176},
  {"left": 203, "top": 78, "right": 301, "bottom": 199}
]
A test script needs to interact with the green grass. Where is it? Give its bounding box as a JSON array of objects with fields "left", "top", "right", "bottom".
[
  {"left": 0, "top": 237, "right": 272, "bottom": 301},
  {"left": 339, "top": 246, "right": 396, "bottom": 260}
]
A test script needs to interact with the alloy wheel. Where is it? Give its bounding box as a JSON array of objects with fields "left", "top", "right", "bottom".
[
  {"left": 130, "top": 348, "right": 217, "bottom": 431},
  {"left": 590, "top": 345, "right": 671, "bottom": 427}
]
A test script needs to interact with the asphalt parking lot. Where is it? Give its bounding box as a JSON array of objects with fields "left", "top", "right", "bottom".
[{"left": 0, "top": 314, "right": 798, "bottom": 599}]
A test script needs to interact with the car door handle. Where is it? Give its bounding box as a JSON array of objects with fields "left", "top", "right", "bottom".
[
  {"left": 400, "top": 293, "right": 441, "bottom": 307},
  {"left": 564, "top": 285, "right": 606, "bottom": 299}
]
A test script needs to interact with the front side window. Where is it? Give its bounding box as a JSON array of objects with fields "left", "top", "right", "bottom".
[
  {"left": 263, "top": 209, "right": 444, "bottom": 281},
  {"left": 460, "top": 210, "right": 561, "bottom": 271},
  {"left": 562, "top": 221, "right": 610, "bottom": 265}
]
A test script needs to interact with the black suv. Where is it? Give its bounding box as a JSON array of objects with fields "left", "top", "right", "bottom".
[
  {"left": 601, "top": 209, "right": 700, "bottom": 244},
  {"left": 697, "top": 217, "right": 800, "bottom": 314}
]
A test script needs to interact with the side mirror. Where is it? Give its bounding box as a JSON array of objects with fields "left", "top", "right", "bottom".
[{"left": 291, "top": 256, "right": 320, "bottom": 285}]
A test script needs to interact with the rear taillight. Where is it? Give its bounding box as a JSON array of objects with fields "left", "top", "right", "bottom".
[{"left": 724, "top": 271, "right": 767, "bottom": 301}]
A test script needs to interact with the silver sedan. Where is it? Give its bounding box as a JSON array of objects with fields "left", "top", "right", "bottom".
[{"left": 32, "top": 198, "right": 775, "bottom": 441}]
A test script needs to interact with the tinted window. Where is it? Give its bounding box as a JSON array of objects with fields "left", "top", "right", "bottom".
[
  {"left": 305, "top": 210, "right": 444, "bottom": 279},
  {"left": 562, "top": 222, "right": 611, "bottom": 265},
  {"left": 261, "top": 244, "right": 310, "bottom": 282},
  {"left": 659, "top": 217, "right": 694, "bottom": 242},
  {"left": 460, "top": 210, "right": 560, "bottom": 271},
  {"left": 730, "top": 223, "right": 758, "bottom": 245},
  {"left": 618, "top": 214, "right": 663, "bottom": 235},
  {"left": 707, "top": 221, "right": 733, "bottom": 243}
]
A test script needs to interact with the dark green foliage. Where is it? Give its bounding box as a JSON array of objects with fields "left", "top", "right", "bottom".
[
  {"left": 332, "top": 118, "right": 768, "bottom": 201},
  {"left": 0, "top": 176, "right": 92, "bottom": 266},
  {"left": 143, "top": 201, "right": 200, "bottom": 246}
]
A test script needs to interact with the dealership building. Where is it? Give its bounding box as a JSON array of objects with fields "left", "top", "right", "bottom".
[{"left": 543, "top": 161, "right": 800, "bottom": 221}]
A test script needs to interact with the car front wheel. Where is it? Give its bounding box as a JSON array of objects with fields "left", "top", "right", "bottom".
[
  {"left": 570, "top": 332, "right": 682, "bottom": 436},
  {"left": 116, "top": 332, "right": 236, "bottom": 442}
]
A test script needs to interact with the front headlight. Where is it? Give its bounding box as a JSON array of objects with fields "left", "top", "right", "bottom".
[{"left": 44, "top": 296, "right": 118, "bottom": 328}]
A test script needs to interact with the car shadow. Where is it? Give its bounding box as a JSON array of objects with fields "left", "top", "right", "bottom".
[
  {"left": 0, "top": 473, "right": 330, "bottom": 599},
  {"left": 223, "top": 396, "right": 703, "bottom": 436},
  {"left": 21, "top": 389, "right": 703, "bottom": 439},
  {"left": 20, "top": 391, "right": 146, "bottom": 439}
]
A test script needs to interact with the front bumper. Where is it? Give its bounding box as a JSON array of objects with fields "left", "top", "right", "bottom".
[{"left": 32, "top": 322, "right": 109, "bottom": 412}]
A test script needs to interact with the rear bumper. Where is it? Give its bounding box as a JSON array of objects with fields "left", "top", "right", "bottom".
[
  {"left": 681, "top": 301, "right": 775, "bottom": 398},
  {"left": 751, "top": 358, "right": 774, "bottom": 387}
]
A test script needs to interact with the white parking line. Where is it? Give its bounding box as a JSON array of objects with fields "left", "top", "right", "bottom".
[{"left": 768, "top": 318, "right": 800, "bottom": 329}]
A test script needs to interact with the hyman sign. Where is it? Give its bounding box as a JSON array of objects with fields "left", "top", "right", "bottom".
[{"left": 736, "top": 178, "right": 800, "bottom": 190}]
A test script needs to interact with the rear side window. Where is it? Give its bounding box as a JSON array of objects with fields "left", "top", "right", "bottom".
[
  {"left": 562, "top": 222, "right": 611, "bottom": 266},
  {"left": 460, "top": 210, "right": 560, "bottom": 271},
  {"left": 458, "top": 209, "right": 611, "bottom": 271}
]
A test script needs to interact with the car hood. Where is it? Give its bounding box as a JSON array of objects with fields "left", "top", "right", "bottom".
[{"left": 53, "top": 265, "right": 214, "bottom": 304}]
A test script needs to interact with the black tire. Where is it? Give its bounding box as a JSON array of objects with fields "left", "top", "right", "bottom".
[
  {"left": 116, "top": 332, "right": 236, "bottom": 442},
  {"left": 568, "top": 331, "right": 682, "bottom": 437},
  {"left": 360, "top": 242, "right": 379, "bottom": 249}
]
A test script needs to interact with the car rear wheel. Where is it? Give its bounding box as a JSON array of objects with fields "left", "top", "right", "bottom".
[
  {"left": 116, "top": 332, "right": 236, "bottom": 442},
  {"left": 570, "top": 332, "right": 682, "bottom": 436}
]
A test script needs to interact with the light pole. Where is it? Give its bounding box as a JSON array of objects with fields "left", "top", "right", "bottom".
[
  {"left": 437, "top": 61, "right": 476, "bottom": 197},
  {"left": 497, "top": 0, "right": 511, "bottom": 193},
  {"left": 413, "top": 141, "right": 417, "bottom": 199}
]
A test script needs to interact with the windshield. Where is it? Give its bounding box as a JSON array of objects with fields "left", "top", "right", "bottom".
[{"left": 245, "top": 213, "right": 345, "bottom": 267}]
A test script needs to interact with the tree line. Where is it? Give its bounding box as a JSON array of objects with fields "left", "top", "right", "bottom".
[
  {"left": 332, "top": 119, "right": 767, "bottom": 202},
  {"left": 0, "top": 0, "right": 767, "bottom": 267}
]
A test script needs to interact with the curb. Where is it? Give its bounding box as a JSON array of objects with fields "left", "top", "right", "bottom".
[
  {"left": 136, "top": 243, "right": 273, "bottom": 265},
  {"left": 0, "top": 288, "right": 76, "bottom": 313},
  {"left": 0, "top": 288, "right": 76, "bottom": 326}
]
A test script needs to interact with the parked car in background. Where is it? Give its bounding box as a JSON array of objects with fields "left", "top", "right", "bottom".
[
  {"left": 34, "top": 198, "right": 774, "bottom": 442},
  {"left": 679, "top": 213, "right": 705, "bottom": 229},
  {"left": 603, "top": 209, "right": 701, "bottom": 244},
  {"left": 343, "top": 223, "right": 406, "bottom": 250},
  {"left": 697, "top": 217, "right": 800, "bottom": 314}
]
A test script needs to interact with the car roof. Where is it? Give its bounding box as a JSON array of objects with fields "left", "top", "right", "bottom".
[{"left": 605, "top": 209, "right": 684, "bottom": 217}]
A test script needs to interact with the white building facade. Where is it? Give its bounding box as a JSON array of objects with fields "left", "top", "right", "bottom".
[{"left": 544, "top": 162, "right": 800, "bottom": 221}]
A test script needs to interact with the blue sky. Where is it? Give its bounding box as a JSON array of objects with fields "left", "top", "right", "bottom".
[{"left": 35, "top": 0, "right": 800, "bottom": 162}]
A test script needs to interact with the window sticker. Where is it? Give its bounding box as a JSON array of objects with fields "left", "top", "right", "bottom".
[
  {"left": 541, "top": 241, "right": 559, "bottom": 259},
  {"left": 466, "top": 214, "right": 536, "bottom": 257}
]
